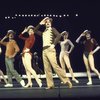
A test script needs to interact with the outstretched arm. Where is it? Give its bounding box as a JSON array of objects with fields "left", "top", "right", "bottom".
[
  {"left": 76, "top": 30, "right": 88, "bottom": 43},
  {"left": 0, "top": 35, "right": 8, "bottom": 46},
  {"left": 34, "top": 24, "right": 42, "bottom": 36},
  {"left": 76, "top": 34, "right": 84, "bottom": 43},
  {"left": 19, "top": 27, "right": 28, "bottom": 40},
  {"left": 53, "top": 28, "right": 62, "bottom": 45},
  {"left": 76, "top": 32, "right": 86, "bottom": 43},
  {"left": 34, "top": 17, "right": 49, "bottom": 36}
]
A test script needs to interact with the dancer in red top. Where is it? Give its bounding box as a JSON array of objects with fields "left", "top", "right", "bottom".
[{"left": 19, "top": 25, "right": 42, "bottom": 88}]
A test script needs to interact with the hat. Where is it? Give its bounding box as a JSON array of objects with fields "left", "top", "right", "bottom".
[
  {"left": 27, "top": 25, "right": 34, "bottom": 32},
  {"left": 83, "top": 30, "right": 91, "bottom": 34},
  {"left": 45, "top": 17, "right": 53, "bottom": 23},
  {"left": 61, "top": 31, "right": 69, "bottom": 36},
  {"left": 48, "top": 18, "right": 53, "bottom": 22},
  {"left": 7, "top": 30, "right": 15, "bottom": 36}
]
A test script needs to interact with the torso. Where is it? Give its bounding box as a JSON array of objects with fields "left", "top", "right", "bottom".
[{"left": 23, "top": 34, "right": 35, "bottom": 51}]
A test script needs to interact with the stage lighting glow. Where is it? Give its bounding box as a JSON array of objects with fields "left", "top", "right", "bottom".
[
  {"left": 31, "top": 14, "right": 33, "bottom": 17},
  {"left": 47, "top": 14, "right": 49, "bottom": 17},
  {"left": 59, "top": 15, "right": 62, "bottom": 17},
  {"left": 55, "top": 15, "right": 58, "bottom": 17},
  {"left": 4, "top": 13, "right": 74, "bottom": 20},
  {"left": 8, "top": 16, "right": 10, "bottom": 19},
  {"left": 43, "top": 14, "right": 46, "bottom": 17},
  {"left": 41, "top": 15, "right": 43, "bottom": 17},
  {"left": 75, "top": 14, "right": 78, "bottom": 16},
  {"left": 25, "top": 14, "right": 27, "bottom": 17},
  {"left": 12, "top": 17, "right": 14, "bottom": 19},
  {"left": 37, "top": 14, "right": 40, "bottom": 17},
  {"left": 34, "top": 15, "right": 37, "bottom": 17},
  {"left": 15, "top": 14, "right": 17, "bottom": 16},
  {"left": 53, "top": 15, "right": 56, "bottom": 17},
  {"left": 63, "top": 14, "right": 66, "bottom": 17},
  {"left": 22, "top": 15, "right": 24, "bottom": 17},
  {"left": 49, "top": 14, "right": 52, "bottom": 17},
  {"left": 18, "top": 14, "right": 21, "bottom": 17},
  {"left": 5, "top": 17, "right": 7, "bottom": 19},
  {"left": 28, "top": 15, "right": 31, "bottom": 17}
]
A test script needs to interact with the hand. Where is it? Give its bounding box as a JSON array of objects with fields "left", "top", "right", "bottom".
[
  {"left": 23, "top": 48, "right": 30, "bottom": 53},
  {"left": 4, "top": 35, "right": 8, "bottom": 39},
  {"left": 83, "top": 30, "right": 88, "bottom": 33},
  {"left": 81, "top": 30, "right": 88, "bottom": 37},
  {"left": 65, "top": 51, "right": 70, "bottom": 55},
  {"left": 90, "top": 51, "right": 93, "bottom": 55},
  {"left": 0, "top": 36, "right": 8, "bottom": 42},
  {"left": 61, "top": 31, "right": 67, "bottom": 36},
  {"left": 6, "top": 33, "right": 10, "bottom": 37},
  {"left": 80, "top": 32, "right": 86, "bottom": 37},
  {"left": 50, "top": 44, "right": 55, "bottom": 49},
  {"left": 40, "top": 17, "right": 49, "bottom": 25},
  {"left": 22, "top": 27, "right": 28, "bottom": 34}
]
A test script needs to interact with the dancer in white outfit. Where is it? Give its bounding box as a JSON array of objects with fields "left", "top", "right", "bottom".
[{"left": 59, "top": 31, "right": 79, "bottom": 83}]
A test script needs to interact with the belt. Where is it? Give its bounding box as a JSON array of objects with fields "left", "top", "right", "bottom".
[{"left": 43, "top": 46, "right": 50, "bottom": 50}]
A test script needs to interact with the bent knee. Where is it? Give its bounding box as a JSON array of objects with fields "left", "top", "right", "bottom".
[{"left": 91, "top": 68, "right": 96, "bottom": 71}]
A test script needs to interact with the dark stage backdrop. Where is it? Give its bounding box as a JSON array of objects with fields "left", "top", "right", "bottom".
[{"left": 0, "top": 0, "right": 100, "bottom": 74}]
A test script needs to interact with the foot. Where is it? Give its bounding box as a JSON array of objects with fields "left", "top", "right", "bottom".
[
  {"left": 24, "top": 83, "right": 33, "bottom": 88},
  {"left": 87, "top": 81, "right": 92, "bottom": 85},
  {"left": 72, "top": 78, "right": 79, "bottom": 83},
  {"left": 20, "top": 80, "right": 25, "bottom": 87},
  {"left": 61, "top": 81, "right": 64, "bottom": 84},
  {"left": 65, "top": 81, "right": 72, "bottom": 88},
  {"left": 38, "top": 79, "right": 42, "bottom": 88},
  {"left": 4, "top": 83, "right": 13, "bottom": 87},
  {"left": 98, "top": 75, "right": 100, "bottom": 79},
  {"left": 45, "top": 86, "right": 55, "bottom": 89}
]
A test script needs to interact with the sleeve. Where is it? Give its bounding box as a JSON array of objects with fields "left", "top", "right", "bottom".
[
  {"left": 18, "top": 34, "right": 27, "bottom": 40},
  {"left": 52, "top": 27, "right": 62, "bottom": 45},
  {"left": 0, "top": 41, "right": 7, "bottom": 46},
  {"left": 92, "top": 38, "right": 99, "bottom": 46},
  {"left": 34, "top": 24, "right": 42, "bottom": 36}
]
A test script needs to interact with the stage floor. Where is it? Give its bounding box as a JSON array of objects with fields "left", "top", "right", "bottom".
[{"left": 0, "top": 77, "right": 100, "bottom": 99}]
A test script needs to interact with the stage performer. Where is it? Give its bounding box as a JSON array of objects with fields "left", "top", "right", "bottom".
[
  {"left": 0, "top": 69, "right": 8, "bottom": 85},
  {"left": 33, "top": 17, "right": 72, "bottom": 89},
  {"left": 19, "top": 25, "right": 42, "bottom": 88},
  {"left": 0, "top": 30, "right": 25, "bottom": 87},
  {"left": 76, "top": 30, "right": 100, "bottom": 85},
  {"left": 59, "top": 31, "right": 79, "bottom": 83}
]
